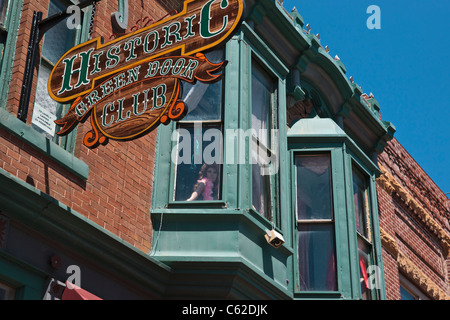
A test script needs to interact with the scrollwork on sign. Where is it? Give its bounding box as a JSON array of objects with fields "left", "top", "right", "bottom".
[
  {"left": 83, "top": 116, "right": 109, "bottom": 149},
  {"left": 50, "top": 0, "right": 245, "bottom": 149}
]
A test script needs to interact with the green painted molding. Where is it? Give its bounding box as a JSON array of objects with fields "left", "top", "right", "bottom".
[
  {"left": 287, "top": 117, "right": 381, "bottom": 175},
  {"left": 0, "top": 108, "right": 89, "bottom": 180},
  {"left": 240, "top": 22, "right": 290, "bottom": 78}
]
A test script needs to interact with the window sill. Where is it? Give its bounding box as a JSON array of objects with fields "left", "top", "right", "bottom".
[{"left": 0, "top": 108, "right": 89, "bottom": 180}]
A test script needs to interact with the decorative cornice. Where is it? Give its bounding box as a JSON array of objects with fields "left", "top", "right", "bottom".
[
  {"left": 377, "top": 164, "right": 450, "bottom": 258},
  {"left": 380, "top": 229, "right": 450, "bottom": 300}
]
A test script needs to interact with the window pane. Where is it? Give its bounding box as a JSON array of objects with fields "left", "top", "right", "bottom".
[
  {"left": 174, "top": 125, "right": 222, "bottom": 201},
  {"left": 297, "top": 224, "right": 337, "bottom": 291},
  {"left": 42, "top": 0, "right": 78, "bottom": 64},
  {"left": 251, "top": 61, "right": 274, "bottom": 146},
  {"left": 182, "top": 50, "right": 224, "bottom": 121},
  {"left": 400, "top": 286, "right": 417, "bottom": 300},
  {"left": 295, "top": 155, "right": 333, "bottom": 220},
  {"left": 353, "top": 167, "right": 371, "bottom": 238}
]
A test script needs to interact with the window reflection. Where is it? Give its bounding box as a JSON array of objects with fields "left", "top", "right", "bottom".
[{"left": 181, "top": 50, "right": 224, "bottom": 121}]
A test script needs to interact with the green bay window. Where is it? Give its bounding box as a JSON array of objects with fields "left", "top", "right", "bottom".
[{"left": 288, "top": 114, "right": 386, "bottom": 299}]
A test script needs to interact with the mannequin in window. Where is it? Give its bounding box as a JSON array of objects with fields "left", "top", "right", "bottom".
[{"left": 187, "top": 163, "right": 219, "bottom": 201}]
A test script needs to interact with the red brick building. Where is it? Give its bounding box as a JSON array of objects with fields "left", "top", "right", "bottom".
[{"left": 377, "top": 138, "right": 450, "bottom": 300}]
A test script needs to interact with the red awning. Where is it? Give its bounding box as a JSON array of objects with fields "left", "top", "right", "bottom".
[{"left": 61, "top": 281, "right": 102, "bottom": 300}]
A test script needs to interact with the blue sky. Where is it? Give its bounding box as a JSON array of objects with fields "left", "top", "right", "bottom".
[{"left": 282, "top": 0, "right": 450, "bottom": 195}]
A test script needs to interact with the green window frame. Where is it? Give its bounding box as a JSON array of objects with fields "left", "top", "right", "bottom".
[
  {"left": 351, "top": 161, "right": 380, "bottom": 300},
  {"left": 287, "top": 90, "right": 386, "bottom": 299},
  {"left": 294, "top": 152, "right": 338, "bottom": 292},
  {"left": 170, "top": 49, "right": 225, "bottom": 204},
  {"left": 242, "top": 23, "right": 288, "bottom": 230},
  {"left": 0, "top": 0, "right": 90, "bottom": 180},
  {"left": 289, "top": 147, "right": 343, "bottom": 298}
]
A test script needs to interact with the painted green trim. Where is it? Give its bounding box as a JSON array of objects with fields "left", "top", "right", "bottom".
[
  {"left": 239, "top": 26, "right": 289, "bottom": 230},
  {"left": 0, "top": 0, "right": 23, "bottom": 109},
  {"left": 240, "top": 23, "right": 290, "bottom": 78},
  {"left": 0, "top": 108, "right": 89, "bottom": 180},
  {"left": 288, "top": 117, "right": 381, "bottom": 176}
]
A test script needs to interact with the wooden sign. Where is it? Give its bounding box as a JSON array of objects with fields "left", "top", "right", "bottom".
[{"left": 49, "top": 0, "right": 244, "bottom": 148}]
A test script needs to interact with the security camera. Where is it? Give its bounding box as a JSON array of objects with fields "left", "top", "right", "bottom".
[{"left": 265, "top": 229, "right": 285, "bottom": 248}]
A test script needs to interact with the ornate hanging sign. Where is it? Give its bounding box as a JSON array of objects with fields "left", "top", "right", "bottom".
[{"left": 48, "top": 0, "right": 244, "bottom": 148}]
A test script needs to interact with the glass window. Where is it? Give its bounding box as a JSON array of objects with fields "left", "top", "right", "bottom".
[
  {"left": 251, "top": 60, "right": 277, "bottom": 219},
  {"left": 31, "top": 0, "right": 83, "bottom": 150},
  {"left": 295, "top": 154, "right": 337, "bottom": 291},
  {"left": 181, "top": 50, "right": 223, "bottom": 121},
  {"left": 352, "top": 165, "right": 376, "bottom": 299},
  {"left": 174, "top": 124, "right": 222, "bottom": 201},
  {"left": 400, "top": 286, "right": 417, "bottom": 300},
  {"left": 353, "top": 168, "right": 371, "bottom": 239},
  {"left": 399, "top": 275, "right": 429, "bottom": 300},
  {"left": 173, "top": 50, "right": 224, "bottom": 202}
]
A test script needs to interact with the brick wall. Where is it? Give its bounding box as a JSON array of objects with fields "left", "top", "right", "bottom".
[
  {"left": 0, "top": 0, "right": 181, "bottom": 253},
  {"left": 377, "top": 138, "right": 450, "bottom": 300}
]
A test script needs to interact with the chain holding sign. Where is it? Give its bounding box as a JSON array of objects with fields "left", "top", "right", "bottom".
[{"left": 48, "top": 0, "right": 244, "bottom": 149}]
